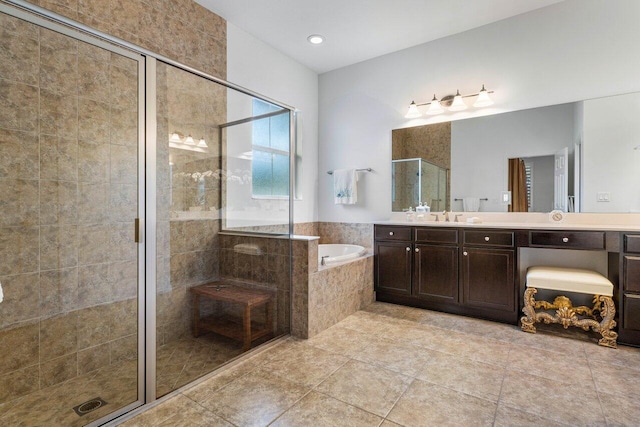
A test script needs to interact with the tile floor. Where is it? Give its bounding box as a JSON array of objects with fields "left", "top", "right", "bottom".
[
  {"left": 0, "top": 334, "right": 242, "bottom": 426},
  {"left": 121, "top": 302, "right": 640, "bottom": 426}
]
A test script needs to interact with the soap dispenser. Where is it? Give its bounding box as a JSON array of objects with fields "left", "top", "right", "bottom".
[
  {"left": 423, "top": 202, "right": 431, "bottom": 213},
  {"left": 415, "top": 203, "right": 426, "bottom": 221},
  {"left": 405, "top": 207, "right": 415, "bottom": 222}
]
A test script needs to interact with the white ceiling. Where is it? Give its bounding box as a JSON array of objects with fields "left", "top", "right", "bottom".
[{"left": 196, "top": 0, "right": 564, "bottom": 74}]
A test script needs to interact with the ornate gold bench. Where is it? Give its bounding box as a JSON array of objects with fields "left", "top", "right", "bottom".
[{"left": 521, "top": 266, "right": 617, "bottom": 348}]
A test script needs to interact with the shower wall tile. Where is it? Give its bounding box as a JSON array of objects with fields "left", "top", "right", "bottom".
[
  {"left": 78, "top": 224, "right": 110, "bottom": 265},
  {"left": 78, "top": 182, "right": 109, "bottom": 223},
  {"left": 40, "top": 135, "right": 78, "bottom": 181},
  {"left": 40, "top": 353, "right": 77, "bottom": 388},
  {"left": 77, "top": 304, "right": 111, "bottom": 349},
  {"left": 318, "top": 222, "right": 374, "bottom": 249},
  {"left": 78, "top": 55, "right": 110, "bottom": 103},
  {"left": 0, "top": 273, "right": 40, "bottom": 326},
  {"left": 0, "top": 227, "right": 39, "bottom": 276},
  {"left": 40, "top": 180, "right": 78, "bottom": 225},
  {"left": 77, "top": 264, "right": 111, "bottom": 308},
  {"left": 39, "top": 312, "right": 78, "bottom": 361},
  {"left": 110, "top": 299, "right": 137, "bottom": 340},
  {"left": 39, "top": 90, "right": 78, "bottom": 137},
  {"left": 0, "top": 179, "right": 39, "bottom": 227},
  {"left": 78, "top": 343, "right": 110, "bottom": 375},
  {"left": 78, "top": 99, "right": 110, "bottom": 144},
  {"left": 0, "top": 366, "right": 39, "bottom": 404},
  {"left": 78, "top": 139, "right": 109, "bottom": 182},
  {"left": 110, "top": 106, "right": 138, "bottom": 146},
  {"left": 109, "top": 222, "right": 137, "bottom": 262},
  {"left": 109, "top": 183, "right": 138, "bottom": 221},
  {"left": 0, "top": 80, "right": 39, "bottom": 132},
  {"left": 39, "top": 40, "right": 78, "bottom": 96},
  {"left": 39, "top": 268, "right": 78, "bottom": 317},
  {"left": 0, "top": 28, "right": 39, "bottom": 85},
  {"left": 0, "top": 129, "right": 39, "bottom": 180},
  {"left": 0, "top": 321, "right": 39, "bottom": 376},
  {"left": 110, "top": 145, "right": 138, "bottom": 184},
  {"left": 109, "top": 260, "right": 138, "bottom": 301},
  {"left": 39, "top": 226, "right": 78, "bottom": 270}
]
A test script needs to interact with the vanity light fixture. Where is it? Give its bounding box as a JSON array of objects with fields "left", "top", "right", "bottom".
[
  {"left": 197, "top": 137, "right": 208, "bottom": 148},
  {"left": 404, "top": 85, "right": 494, "bottom": 118},
  {"left": 168, "top": 131, "right": 208, "bottom": 152},
  {"left": 170, "top": 131, "right": 182, "bottom": 143},
  {"left": 184, "top": 135, "right": 195, "bottom": 145},
  {"left": 307, "top": 34, "right": 325, "bottom": 44}
]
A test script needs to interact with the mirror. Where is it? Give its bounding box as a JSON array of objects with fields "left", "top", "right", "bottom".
[{"left": 392, "top": 91, "right": 640, "bottom": 213}]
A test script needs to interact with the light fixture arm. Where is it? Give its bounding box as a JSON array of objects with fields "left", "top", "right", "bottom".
[{"left": 415, "top": 90, "right": 494, "bottom": 107}]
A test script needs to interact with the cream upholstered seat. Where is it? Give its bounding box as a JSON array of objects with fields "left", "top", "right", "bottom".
[
  {"left": 526, "top": 266, "right": 613, "bottom": 296},
  {"left": 521, "top": 266, "right": 617, "bottom": 348}
]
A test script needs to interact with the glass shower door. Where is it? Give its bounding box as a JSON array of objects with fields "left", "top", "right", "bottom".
[{"left": 0, "top": 7, "right": 143, "bottom": 426}]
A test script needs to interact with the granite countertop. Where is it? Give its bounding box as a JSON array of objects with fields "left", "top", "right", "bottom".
[{"left": 375, "top": 220, "right": 640, "bottom": 231}]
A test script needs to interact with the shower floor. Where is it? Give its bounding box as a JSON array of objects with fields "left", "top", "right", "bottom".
[{"left": 0, "top": 333, "right": 245, "bottom": 426}]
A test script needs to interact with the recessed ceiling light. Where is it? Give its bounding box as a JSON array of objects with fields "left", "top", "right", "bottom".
[{"left": 307, "top": 34, "right": 324, "bottom": 45}]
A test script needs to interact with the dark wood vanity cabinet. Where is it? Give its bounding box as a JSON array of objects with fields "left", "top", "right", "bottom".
[
  {"left": 374, "top": 225, "right": 518, "bottom": 324},
  {"left": 620, "top": 233, "right": 640, "bottom": 344}
]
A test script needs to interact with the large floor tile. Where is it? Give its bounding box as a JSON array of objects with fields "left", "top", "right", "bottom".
[
  {"left": 386, "top": 379, "right": 497, "bottom": 427},
  {"left": 507, "top": 344, "right": 592, "bottom": 385},
  {"left": 271, "top": 391, "right": 383, "bottom": 427},
  {"left": 493, "top": 404, "right": 570, "bottom": 427},
  {"left": 589, "top": 360, "right": 640, "bottom": 399},
  {"left": 316, "top": 359, "right": 412, "bottom": 417},
  {"left": 500, "top": 370, "right": 605, "bottom": 426},
  {"left": 306, "top": 325, "right": 379, "bottom": 357},
  {"left": 416, "top": 351, "right": 505, "bottom": 401},
  {"left": 353, "top": 338, "right": 435, "bottom": 377},
  {"left": 199, "top": 370, "right": 309, "bottom": 426},
  {"left": 598, "top": 390, "right": 640, "bottom": 426}
]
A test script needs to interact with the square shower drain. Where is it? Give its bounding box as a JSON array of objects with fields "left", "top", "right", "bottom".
[{"left": 73, "top": 397, "right": 108, "bottom": 416}]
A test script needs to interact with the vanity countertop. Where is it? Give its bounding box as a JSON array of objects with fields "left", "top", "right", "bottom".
[{"left": 375, "top": 220, "right": 640, "bottom": 231}]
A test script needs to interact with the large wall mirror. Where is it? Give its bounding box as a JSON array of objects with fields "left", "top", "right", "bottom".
[{"left": 392, "top": 91, "right": 640, "bottom": 213}]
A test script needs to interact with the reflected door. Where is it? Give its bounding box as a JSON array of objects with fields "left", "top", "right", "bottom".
[{"left": 0, "top": 7, "right": 143, "bottom": 427}]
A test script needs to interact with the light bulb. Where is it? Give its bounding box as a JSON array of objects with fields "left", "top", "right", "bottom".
[
  {"left": 197, "top": 137, "right": 208, "bottom": 148},
  {"left": 426, "top": 94, "right": 444, "bottom": 115},
  {"left": 184, "top": 135, "right": 195, "bottom": 145},
  {"left": 449, "top": 90, "right": 467, "bottom": 111},
  {"left": 307, "top": 34, "right": 324, "bottom": 44},
  {"left": 404, "top": 101, "right": 421, "bottom": 118},
  {"left": 170, "top": 132, "right": 182, "bottom": 143},
  {"left": 473, "top": 85, "right": 494, "bottom": 108}
]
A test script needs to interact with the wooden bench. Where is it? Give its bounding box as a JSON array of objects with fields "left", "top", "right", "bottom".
[
  {"left": 521, "top": 266, "right": 617, "bottom": 348},
  {"left": 190, "top": 281, "right": 274, "bottom": 351}
]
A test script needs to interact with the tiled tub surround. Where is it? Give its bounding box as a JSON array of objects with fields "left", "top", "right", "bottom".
[
  {"left": 25, "top": 0, "right": 227, "bottom": 81},
  {"left": 0, "top": 15, "right": 139, "bottom": 407},
  {"left": 292, "top": 239, "right": 374, "bottom": 339}
]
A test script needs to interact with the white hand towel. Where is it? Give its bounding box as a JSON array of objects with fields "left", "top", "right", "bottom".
[
  {"left": 333, "top": 169, "right": 358, "bottom": 204},
  {"left": 463, "top": 197, "right": 480, "bottom": 212}
]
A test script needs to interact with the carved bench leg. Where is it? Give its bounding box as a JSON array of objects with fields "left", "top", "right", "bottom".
[
  {"left": 521, "top": 287, "right": 538, "bottom": 333},
  {"left": 597, "top": 295, "right": 618, "bottom": 348}
]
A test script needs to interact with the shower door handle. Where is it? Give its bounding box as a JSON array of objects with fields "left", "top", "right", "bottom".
[{"left": 135, "top": 218, "right": 143, "bottom": 243}]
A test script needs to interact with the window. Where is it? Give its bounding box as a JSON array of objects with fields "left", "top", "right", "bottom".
[
  {"left": 524, "top": 162, "right": 533, "bottom": 210},
  {"left": 251, "top": 99, "right": 290, "bottom": 198}
]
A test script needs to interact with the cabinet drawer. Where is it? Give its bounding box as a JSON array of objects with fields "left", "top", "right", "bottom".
[
  {"left": 375, "top": 226, "right": 412, "bottom": 241},
  {"left": 530, "top": 231, "right": 605, "bottom": 250},
  {"left": 464, "top": 230, "right": 514, "bottom": 247},
  {"left": 625, "top": 235, "right": 640, "bottom": 254},
  {"left": 624, "top": 256, "right": 640, "bottom": 292},
  {"left": 624, "top": 294, "right": 640, "bottom": 331},
  {"left": 415, "top": 228, "right": 458, "bottom": 244}
]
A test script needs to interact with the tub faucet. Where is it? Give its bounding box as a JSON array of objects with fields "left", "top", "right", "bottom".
[
  {"left": 321, "top": 255, "right": 329, "bottom": 266},
  {"left": 442, "top": 210, "right": 450, "bottom": 222}
]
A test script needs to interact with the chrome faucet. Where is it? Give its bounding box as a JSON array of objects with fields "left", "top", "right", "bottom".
[
  {"left": 454, "top": 214, "right": 463, "bottom": 223},
  {"left": 321, "top": 255, "right": 329, "bottom": 266},
  {"left": 442, "top": 210, "right": 450, "bottom": 222}
]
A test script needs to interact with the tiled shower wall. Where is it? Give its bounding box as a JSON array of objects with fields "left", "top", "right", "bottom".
[
  {"left": 25, "top": 0, "right": 226, "bottom": 80},
  {"left": 0, "top": 16, "right": 139, "bottom": 404}
]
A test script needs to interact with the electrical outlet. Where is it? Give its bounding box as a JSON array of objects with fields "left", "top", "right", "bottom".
[{"left": 596, "top": 192, "right": 610, "bottom": 202}]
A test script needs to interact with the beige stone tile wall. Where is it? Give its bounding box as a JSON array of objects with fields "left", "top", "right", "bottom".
[
  {"left": 25, "top": 0, "right": 226, "bottom": 80},
  {"left": 0, "top": 14, "right": 139, "bottom": 405},
  {"left": 317, "top": 222, "right": 373, "bottom": 249}
]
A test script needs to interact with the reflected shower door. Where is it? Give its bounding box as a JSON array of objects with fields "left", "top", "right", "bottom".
[{"left": 0, "top": 8, "right": 143, "bottom": 426}]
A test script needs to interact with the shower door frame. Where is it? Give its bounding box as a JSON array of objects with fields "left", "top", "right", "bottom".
[
  {"left": 0, "top": 1, "right": 147, "bottom": 425},
  {"left": 2, "top": 0, "right": 297, "bottom": 424}
]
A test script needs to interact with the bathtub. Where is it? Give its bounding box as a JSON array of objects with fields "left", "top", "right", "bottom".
[{"left": 318, "top": 244, "right": 367, "bottom": 266}]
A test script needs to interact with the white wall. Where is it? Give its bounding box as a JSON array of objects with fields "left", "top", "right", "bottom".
[
  {"left": 450, "top": 104, "right": 574, "bottom": 212},
  {"left": 318, "top": 0, "right": 640, "bottom": 222},
  {"left": 227, "top": 22, "right": 319, "bottom": 224},
  {"left": 582, "top": 92, "right": 640, "bottom": 212}
]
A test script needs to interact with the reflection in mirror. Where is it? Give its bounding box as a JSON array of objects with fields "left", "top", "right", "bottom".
[
  {"left": 392, "top": 158, "right": 449, "bottom": 212},
  {"left": 392, "top": 91, "right": 640, "bottom": 213}
]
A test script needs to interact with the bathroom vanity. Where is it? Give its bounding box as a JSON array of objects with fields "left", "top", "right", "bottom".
[{"left": 373, "top": 222, "right": 640, "bottom": 346}]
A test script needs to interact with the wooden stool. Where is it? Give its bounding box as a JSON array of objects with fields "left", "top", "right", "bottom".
[
  {"left": 521, "top": 266, "right": 617, "bottom": 348},
  {"left": 191, "top": 282, "right": 274, "bottom": 351}
]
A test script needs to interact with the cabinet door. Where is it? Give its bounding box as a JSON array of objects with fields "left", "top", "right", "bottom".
[
  {"left": 462, "top": 247, "right": 515, "bottom": 312},
  {"left": 413, "top": 244, "right": 458, "bottom": 303},
  {"left": 375, "top": 241, "right": 412, "bottom": 295}
]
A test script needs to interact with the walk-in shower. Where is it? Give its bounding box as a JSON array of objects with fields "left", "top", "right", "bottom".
[{"left": 0, "top": 2, "right": 294, "bottom": 425}]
